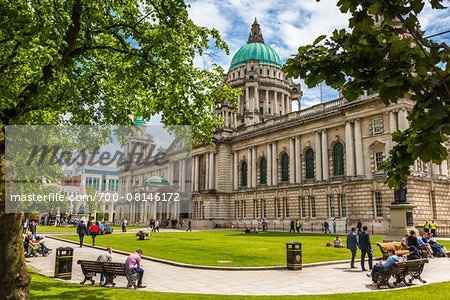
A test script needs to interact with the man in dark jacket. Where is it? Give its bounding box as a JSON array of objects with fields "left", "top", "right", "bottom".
[
  {"left": 77, "top": 220, "right": 87, "bottom": 247},
  {"left": 407, "top": 246, "right": 422, "bottom": 260},
  {"left": 346, "top": 227, "right": 359, "bottom": 268},
  {"left": 359, "top": 226, "right": 373, "bottom": 271},
  {"left": 289, "top": 220, "right": 295, "bottom": 232}
]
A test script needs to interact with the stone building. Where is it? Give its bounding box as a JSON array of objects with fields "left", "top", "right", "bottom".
[
  {"left": 119, "top": 20, "right": 450, "bottom": 234},
  {"left": 190, "top": 20, "right": 450, "bottom": 234}
]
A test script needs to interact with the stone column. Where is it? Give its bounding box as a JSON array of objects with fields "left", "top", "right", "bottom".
[
  {"left": 181, "top": 159, "right": 186, "bottom": 192},
  {"left": 245, "top": 87, "right": 249, "bottom": 111},
  {"left": 315, "top": 131, "right": 322, "bottom": 181},
  {"left": 289, "top": 138, "right": 295, "bottom": 183},
  {"left": 250, "top": 87, "right": 255, "bottom": 115},
  {"left": 354, "top": 118, "right": 364, "bottom": 176},
  {"left": 432, "top": 164, "right": 440, "bottom": 177},
  {"left": 295, "top": 136, "right": 301, "bottom": 183},
  {"left": 441, "top": 159, "right": 449, "bottom": 177},
  {"left": 238, "top": 95, "right": 242, "bottom": 114},
  {"left": 398, "top": 108, "right": 409, "bottom": 131},
  {"left": 288, "top": 96, "right": 292, "bottom": 113},
  {"left": 321, "top": 129, "right": 329, "bottom": 181},
  {"left": 205, "top": 153, "right": 209, "bottom": 190},
  {"left": 272, "top": 142, "right": 278, "bottom": 185},
  {"left": 233, "top": 152, "right": 238, "bottom": 190},
  {"left": 178, "top": 160, "right": 183, "bottom": 190},
  {"left": 248, "top": 148, "right": 252, "bottom": 187},
  {"left": 265, "top": 90, "right": 269, "bottom": 115},
  {"left": 345, "top": 121, "right": 355, "bottom": 177},
  {"left": 209, "top": 152, "right": 214, "bottom": 190},
  {"left": 233, "top": 113, "right": 237, "bottom": 128},
  {"left": 274, "top": 91, "right": 279, "bottom": 115},
  {"left": 281, "top": 94, "right": 285, "bottom": 115},
  {"left": 267, "top": 143, "right": 272, "bottom": 186},
  {"left": 251, "top": 147, "right": 257, "bottom": 187},
  {"left": 192, "top": 156, "right": 196, "bottom": 191},
  {"left": 255, "top": 87, "right": 259, "bottom": 114}
]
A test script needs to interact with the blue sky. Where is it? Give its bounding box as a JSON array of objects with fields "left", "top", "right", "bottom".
[{"left": 148, "top": 0, "right": 449, "bottom": 125}]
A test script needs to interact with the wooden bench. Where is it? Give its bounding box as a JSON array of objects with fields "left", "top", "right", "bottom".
[
  {"left": 377, "top": 242, "right": 427, "bottom": 259},
  {"left": 77, "top": 260, "right": 140, "bottom": 289},
  {"left": 374, "top": 258, "right": 428, "bottom": 288}
]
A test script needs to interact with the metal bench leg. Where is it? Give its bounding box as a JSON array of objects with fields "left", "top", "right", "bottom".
[
  {"left": 104, "top": 274, "right": 117, "bottom": 287},
  {"left": 80, "top": 272, "right": 96, "bottom": 285}
]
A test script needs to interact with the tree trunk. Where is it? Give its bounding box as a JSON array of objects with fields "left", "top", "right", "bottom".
[{"left": 0, "top": 132, "right": 31, "bottom": 299}]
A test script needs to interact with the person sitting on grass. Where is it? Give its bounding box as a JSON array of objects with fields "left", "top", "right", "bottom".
[
  {"left": 136, "top": 231, "right": 151, "bottom": 240},
  {"left": 367, "top": 248, "right": 400, "bottom": 287},
  {"left": 333, "top": 236, "right": 344, "bottom": 248},
  {"left": 406, "top": 246, "right": 422, "bottom": 261},
  {"left": 253, "top": 227, "right": 259, "bottom": 234},
  {"left": 243, "top": 226, "right": 250, "bottom": 234}
]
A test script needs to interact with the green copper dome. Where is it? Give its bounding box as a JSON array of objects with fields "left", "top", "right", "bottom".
[
  {"left": 134, "top": 116, "right": 146, "bottom": 125},
  {"left": 230, "top": 42, "right": 282, "bottom": 70}
]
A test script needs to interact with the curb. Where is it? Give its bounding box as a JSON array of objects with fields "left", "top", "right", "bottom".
[{"left": 47, "top": 235, "right": 382, "bottom": 271}]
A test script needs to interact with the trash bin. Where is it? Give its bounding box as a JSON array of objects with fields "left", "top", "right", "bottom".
[
  {"left": 286, "top": 241, "right": 302, "bottom": 270},
  {"left": 54, "top": 247, "right": 74, "bottom": 279}
]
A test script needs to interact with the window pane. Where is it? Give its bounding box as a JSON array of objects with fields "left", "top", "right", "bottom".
[
  {"left": 260, "top": 157, "right": 267, "bottom": 184},
  {"left": 373, "top": 118, "right": 382, "bottom": 134},
  {"left": 340, "top": 195, "right": 347, "bottom": 217},
  {"left": 375, "top": 152, "right": 384, "bottom": 169},
  {"left": 333, "top": 143, "right": 344, "bottom": 175},
  {"left": 306, "top": 149, "right": 315, "bottom": 179},
  {"left": 241, "top": 161, "right": 247, "bottom": 186},
  {"left": 310, "top": 197, "right": 316, "bottom": 218},
  {"left": 301, "top": 197, "right": 306, "bottom": 218},
  {"left": 375, "top": 192, "right": 383, "bottom": 217},
  {"left": 281, "top": 153, "right": 289, "bottom": 181},
  {"left": 329, "top": 196, "right": 335, "bottom": 218}
]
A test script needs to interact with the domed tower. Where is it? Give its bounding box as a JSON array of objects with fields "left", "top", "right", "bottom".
[{"left": 219, "top": 18, "right": 302, "bottom": 128}]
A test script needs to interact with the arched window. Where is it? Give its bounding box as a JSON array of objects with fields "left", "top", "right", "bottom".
[
  {"left": 241, "top": 161, "right": 247, "bottom": 187},
  {"left": 260, "top": 157, "right": 267, "bottom": 184},
  {"left": 333, "top": 143, "right": 344, "bottom": 175},
  {"left": 281, "top": 153, "right": 289, "bottom": 182},
  {"left": 305, "top": 149, "right": 314, "bottom": 179}
]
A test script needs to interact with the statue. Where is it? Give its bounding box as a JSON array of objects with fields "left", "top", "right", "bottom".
[{"left": 393, "top": 181, "right": 408, "bottom": 204}]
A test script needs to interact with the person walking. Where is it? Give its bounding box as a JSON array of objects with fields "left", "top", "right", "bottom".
[
  {"left": 29, "top": 220, "right": 37, "bottom": 238},
  {"left": 97, "top": 247, "right": 113, "bottom": 285},
  {"left": 324, "top": 220, "right": 330, "bottom": 234},
  {"left": 154, "top": 220, "right": 159, "bottom": 232},
  {"left": 289, "top": 220, "right": 295, "bottom": 233},
  {"left": 261, "top": 219, "right": 267, "bottom": 232},
  {"left": 333, "top": 218, "right": 337, "bottom": 233},
  {"left": 430, "top": 220, "right": 437, "bottom": 237},
  {"left": 125, "top": 249, "right": 146, "bottom": 288},
  {"left": 359, "top": 226, "right": 373, "bottom": 271},
  {"left": 357, "top": 220, "right": 362, "bottom": 235},
  {"left": 346, "top": 227, "right": 359, "bottom": 268},
  {"left": 423, "top": 220, "right": 430, "bottom": 234},
  {"left": 90, "top": 221, "right": 99, "bottom": 246},
  {"left": 296, "top": 220, "right": 301, "bottom": 233},
  {"left": 122, "top": 219, "right": 127, "bottom": 232},
  {"left": 77, "top": 220, "right": 87, "bottom": 247},
  {"left": 22, "top": 219, "right": 28, "bottom": 235},
  {"left": 186, "top": 219, "right": 192, "bottom": 232}
]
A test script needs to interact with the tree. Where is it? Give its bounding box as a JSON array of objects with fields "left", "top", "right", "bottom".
[
  {"left": 0, "top": 0, "right": 238, "bottom": 298},
  {"left": 283, "top": 0, "right": 449, "bottom": 189}
]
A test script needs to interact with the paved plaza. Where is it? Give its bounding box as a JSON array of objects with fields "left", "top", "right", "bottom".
[{"left": 27, "top": 236, "right": 450, "bottom": 296}]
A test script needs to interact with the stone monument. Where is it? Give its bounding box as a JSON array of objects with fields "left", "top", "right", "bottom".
[{"left": 384, "top": 181, "right": 417, "bottom": 242}]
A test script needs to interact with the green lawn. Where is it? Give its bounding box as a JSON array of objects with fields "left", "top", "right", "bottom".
[
  {"left": 28, "top": 268, "right": 450, "bottom": 299},
  {"left": 57, "top": 231, "right": 389, "bottom": 266},
  {"left": 37, "top": 225, "right": 147, "bottom": 232}
]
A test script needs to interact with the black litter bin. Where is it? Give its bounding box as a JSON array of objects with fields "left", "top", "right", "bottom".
[
  {"left": 286, "top": 241, "right": 302, "bottom": 270},
  {"left": 54, "top": 247, "right": 74, "bottom": 279}
]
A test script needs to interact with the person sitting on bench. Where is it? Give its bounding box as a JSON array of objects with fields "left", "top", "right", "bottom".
[
  {"left": 407, "top": 246, "right": 422, "bottom": 260},
  {"left": 125, "top": 249, "right": 146, "bottom": 288},
  {"left": 367, "top": 248, "right": 400, "bottom": 287}
]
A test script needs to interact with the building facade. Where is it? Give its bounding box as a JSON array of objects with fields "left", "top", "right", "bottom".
[{"left": 190, "top": 20, "right": 450, "bottom": 234}]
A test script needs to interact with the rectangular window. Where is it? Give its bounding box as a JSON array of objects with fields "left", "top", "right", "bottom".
[
  {"left": 372, "top": 118, "right": 383, "bottom": 134},
  {"left": 238, "top": 71, "right": 240, "bottom": 78},
  {"left": 374, "top": 192, "right": 383, "bottom": 218},
  {"left": 310, "top": 196, "right": 316, "bottom": 218},
  {"left": 250, "top": 66, "right": 254, "bottom": 71},
  {"left": 235, "top": 201, "right": 239, "bottom": 219},
  {"left": 340, "top": 195, "right": 347, "bottom": 218},
  {"left": 262, "top": 200, "right": 266, "bottom": 218},
  {"left": 259, "top": 69, "right": 262, "bottom": 75},
  {"left": 267, "top": 69, "right": 270, "bottom": 76},
  {"left": 329, "top": 196, "right": 335, "bottom": 218},
  {"left": 375, "top": 151, "right": 384, "bottom": 169},
  {"left": 254, "top": 200, "right": 260, "bottom": 218},
  {"left": 259, "top": 107, "right": 263, "bottom": 115},
  {"left": 242, "top": 201, "right": 246, "bottom": 219},
  {"left": 300, "top": 197, "right": 306, "bottom": 218},
  {"left": 284, "top": 198, "right": 289, "bottom": 218}
]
